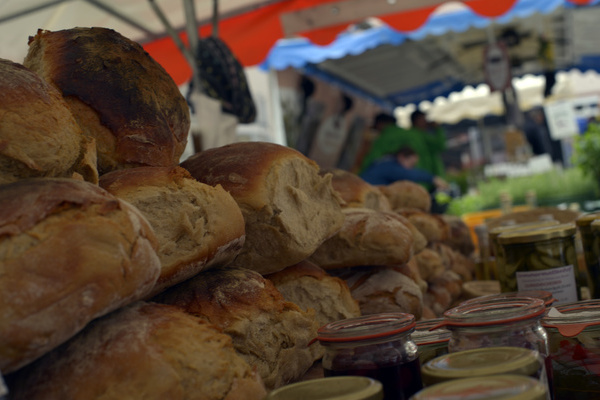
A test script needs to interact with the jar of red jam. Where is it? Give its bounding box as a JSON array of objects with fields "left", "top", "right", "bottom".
[
  {"left": 317, "top": 313, "right": 423, "bottom": 400},
  {"left": 542, "top": 299, "right": 600, "bottom": 399},
  {"left": 434, "top": 297, "right": 548, "bottom": 355}
]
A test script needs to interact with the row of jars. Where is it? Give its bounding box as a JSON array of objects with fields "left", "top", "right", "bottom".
[{"left": 267, "top": 292, "right": 600, "bottom": 400}]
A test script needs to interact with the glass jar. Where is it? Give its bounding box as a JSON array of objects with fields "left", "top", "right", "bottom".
[
  {"left": 412, "top": 319, "right": 450, "bottom": 365},
  {"left": 542, "top": 299, "right": 600, "bottom": 400},
  {"left": 434, "top": 297, "right": 548, "bottom": 355},
  {"left": 265, "top": 376, "right": 383, "bottom": 400},
  {"left": 577, "top": 213, "right": 600, "bottom": 299},
  {"left": 409, "top": 375, "right": 548, "bottom": 400},
  {"left": 496, "top": 223, "right": 582, "bottom": 304},
  {"left": 420, "top": 347, "right": 546, "bottom": 387},
  {"left": 461, "top": 290, "right": 556, "bottom": 308},
  {"left": 317, "top": 313, "right": 422, "bottom": 400}
]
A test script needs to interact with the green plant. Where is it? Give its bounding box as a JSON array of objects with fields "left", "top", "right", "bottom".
[{"left": 573, "top": 121, "right": 600, "bottom": 185}]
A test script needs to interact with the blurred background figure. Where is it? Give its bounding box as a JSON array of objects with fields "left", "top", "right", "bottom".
[{"left": 523, "top": 106, "right": 564, "bottom": 165}]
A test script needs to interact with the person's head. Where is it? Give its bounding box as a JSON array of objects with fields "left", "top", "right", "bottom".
[
  {"left": 395, "top": 146, "right": 419, "bottom": 169},
  {"left": 372, "top": 113, "right": 396, "bottom": 132},
  {"left": 410, "top": 109, "right": 428, "bottom": 130}
]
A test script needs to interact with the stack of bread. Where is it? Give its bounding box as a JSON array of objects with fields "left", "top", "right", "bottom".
[{"left": 0, "top": 26, "right": 476, "bottom": 398}]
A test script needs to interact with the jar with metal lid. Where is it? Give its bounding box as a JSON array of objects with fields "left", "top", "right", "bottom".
[
  {"left": 420, "top": 346, "right": 546, "bottom": 387},
  {"left": 577, "top": 213, "right": 600, "bottom": 299},
  {"left": 412, "top": 319, "right": 450, "bottom": 365},
  {"left": 265, "top": 376, "right": 383, "bottom": 400},
  {"left": 317, "top": 313, "right": 422, "bottom": 400},
  {"left": 496, "top": 223, "right": 582, "bottom": 304},
  {"left": 461, "top": 289, "right": 556, "bottom": 309},
  {"left": 434, "top": 296, "right": 548, "bottom": 355},
  {"left": 542, "top": 299, "right": 600, "bottom": 399},
  {"left": 409, "top": 375, "right": 548, "bottom": 400}
]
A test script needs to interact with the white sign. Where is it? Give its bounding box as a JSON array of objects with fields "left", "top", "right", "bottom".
[
  {"left": 484, "top": 43, "right": 511, "bottom": 92},
  {"left": 544, "top": 100, "right": 580, "bottom": 140}
]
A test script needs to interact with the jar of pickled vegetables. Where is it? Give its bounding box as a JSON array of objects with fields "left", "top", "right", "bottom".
[
  {"left": 542, "top": 299, "right": 600, "bottom": 400},
  {"left": 577, "top": 213, "right": 600, "bottom": 299},
  {"left": 409, "top": 375, "right": 548, "bottom": 400},
  {"left": 461, "top": 290, "right": 556, "bottom": 308},
  {"left": 265, "top": 376, "right": 383, "bottom": 400},
  {"left": 420, "top": 347, "right": 546, "bottom": 387},
  {"left": 433, "top": 297, "right": 548, "bottom": 355},
  {"left": 496, "top": 223, "right": 582, "bottom": 304},
  {"left": 412, "top": 319, "right": 450, "bottom": 365},
  {"left": 317, "top": 313, "right": 422, "bottom": 400}
]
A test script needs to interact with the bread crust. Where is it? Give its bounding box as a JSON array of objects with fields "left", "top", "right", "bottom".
[
  {"left": 24, "top": 28, "right": 190, "bottom": 173},
  {"left": 0, "top": 178, "right": 161, "bottom": 373},
  {"left": 321, "top": 168, "right": 392, "bottom": 211},
  {"left": 379, "top": 180, "right": 432, "bottom": 212}
]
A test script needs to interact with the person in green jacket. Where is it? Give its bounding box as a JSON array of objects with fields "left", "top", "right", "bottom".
[{"left": 360, "top": 110, "right": 447, "bottom": 182}]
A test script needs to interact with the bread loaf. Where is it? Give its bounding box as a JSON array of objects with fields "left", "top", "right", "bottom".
[
  {"left": 0, "top": 58, "right": 97, "bottom": 184},
  {"left": 180, "top": 142, "right": 345, "bottom": 275},
  {"left": 321, "top": 168, "right": 392, "bottom": 211},
  {"left": 99, "top": 166, "right": 245, "bottom": 296},
  {"left": 7, "top": 302, "right": 267, "bottom": 400},
  {"left": 308, "top": 208, "right": 414, "bottom": 270},
  {"left": 153, "top": 266, "right": 320, "bottom": 390},
  {"left": 266, "top": 260, "right": 361, "bottom": 329},
  {"left": 440, "top": 215, "right": 475, "bottom": 256},
  {"left": 0, "top": 178, "right": 161, "bottom": 373},
  {"left": 395, "top": 208, "right": 450, "bottom": 243},
  {"left": 379, "top": 180, "right": 432, "bottom": 212},
  {"left": 24, "top": 27, "right": 190, "bottom": 174}
]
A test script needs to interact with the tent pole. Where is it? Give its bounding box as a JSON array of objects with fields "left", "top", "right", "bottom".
[
  {"left": 212, "top": 0, "right": 219, "bottom": 37},
  {"left": 183, "top": 0, "right": 200, "bottom": 53}
]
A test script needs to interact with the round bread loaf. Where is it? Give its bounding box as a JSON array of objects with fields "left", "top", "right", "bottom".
[
  {"left": 308, "top": 208, "right": 414, "bottom": 270},
  {"left": 153, "top": 266, "right": 320, "bottom": 390},
  {"left": 395, "top": 208, "right": 450, "bottom": 243},
  {"left": 266, "top": 260, "right": 361, "bottom": 329},
  {"left": 99, "top": 166, "right": 246, "bottom": 297},
  {"left": 414, "top": 248, "right": 446, "bottom": 281},
  {"left": 0, "top": 58, "right": 97, "bottom": 184},
  {"left": 180, "top": 142, "right": 345, "bottom": 275},
  {"left": 321, "top": 168, "right": 392, "bottom": 212},
  {"left": 379, "top": 180, "right": 432, "bottom": 212},
  {"left": 0, "top": 178, "right": 161, "bottom": 373},
  {"left": 440, "top": 214, "right": 475, "bottom": 256},
  {"left": 24, "top": 27, "right": 190, "bottom": 174},
  {"left": 7, "top": 302, "right": 267, "bottom": 400}
]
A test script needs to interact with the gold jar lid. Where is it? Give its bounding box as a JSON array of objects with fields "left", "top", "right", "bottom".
[
  {"left": 488, "top": 220, "right": 559, "bottom": 242},
  {"left": 497, "top": 223, "right": 576, "bottom": 245},
  {"left": 576, "top": 212, "right": 600, "bottom": 227},
  {"left": 265, "top": 376, "right": 383, "bottom": 400},
  {"left": 411, "top": 374, "right": 547, "bottom": 400},
  {"left": 421, "top": 347, "right": 541, "bottom": 386}
]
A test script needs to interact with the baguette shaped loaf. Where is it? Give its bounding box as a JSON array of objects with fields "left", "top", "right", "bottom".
[
  {"left": 0, "top": 58, "right": 96, "bottom": 184},
  {"left": 24, "top": 27, "right": 190, "bottom": 174},
  {"left": 180, "top": 142, "right": 344, "bottom": 275},
  {"left": 99, "top": 166, "right": 245, "bottom": 297},
  {"left": 154, "top": 266, "right": 320, "bottom": 390},
  {"left": 0, "top": 178, "right": 161, "bottom": 373},
  {"left": 308, "top": 208, "right": 414, "bottom": 269},
  {"left": 7, "top": 302, "right": 267, "bottom": 400}
]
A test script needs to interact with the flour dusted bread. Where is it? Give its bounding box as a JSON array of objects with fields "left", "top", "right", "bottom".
[
  {"left": 308, "top": 208, "right": 414, "bottom": 270},
  {"left": 99, "top": 166, "right": 245, "bottom": 296},
  {"left": 7, "top": 302, "right": 267, "bottom": 400},
  {"left": 154, "top": 266, "right": 320, "bottom": 390},
  {"left": 180, "top": 142, "right": 344, "bottom": 275},
  {"left": 0, "top": 178, "right": 161, "bottom": 373},
  {"left": 266, "top": 260, "right": 361, "bottom": 328},
  {"left": 322, "top": 168, "right": 392, "bottom": 211},
  {"left": 24, "top": 27, "right": 190, "bottom": 174},
  {"left": 0, "top": 58, "right": 97, "bottom": 184},
  {"left": 379, "top": 180, "right": 432, "bottom": 212}
]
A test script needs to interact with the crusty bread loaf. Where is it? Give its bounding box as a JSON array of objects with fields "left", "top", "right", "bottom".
[
  {"left": 99, "top": 166, "right": 245, "bottom": 296},
  {"left": 395, "top": 208, "right": 450, "bottom": 243},
  {"left": 332, "top": 266, "right": 423, "bottom": 320},
  {"left": 414, "top": 248, "right": 446, "bottom": 281},
  {"left": 423, "top": 270, "right": 464, "bottom": 317},
  {"left": 153, "top": 266, "right": 320, "bottom": 390},
  {"left": 24, "top": 27, "right": 190, "bottom": 174},
  {"left": 379, "top": 180, "right": 432, "bottom": 212},
  {"left": 308, "top": 208, "right": 414, "bottom": 270},
  {"left": 180, "top": 142, "right": 345, "bottom": 275},
  {"left": 266, "top": 260, "right": 361, "bottom": 329},
  {"left": 440, "top": 214, "right": 475, "bottom": 256},
  {"left": 7, "top": 302, "right": 267, "bottom": 400},
  {"left": 394, "top": 213, "right": 428, "bottom": 253},
  {"left": 429, "top": 242, "right": 475, "bottom": 282},
  {"left": 0, "top": 58, "right": 97, "bottom": 184},
  {"left": 0, "top": 178, "right": 161, "bottom": 373},
  {"left": 321, "top": 168, "right": 392, "bottom": 212}
]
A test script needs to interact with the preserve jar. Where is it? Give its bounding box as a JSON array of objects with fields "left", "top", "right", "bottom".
[
  {"left": 409, "top": 375, "right": 548, "bottom": 400},
  {"left": 265, "top": 376, "right": 383, "bottom": 400},
  {"left": 434, "top": 296, "right": 548, "bottom": 355},
  {"left": 316, "top": 313, "right": 422, "bottom": 400},
  {"left": 420, "top": 347, "right": 547, "bottom": 387},
  {"left": 496, "top": 223, "right": 583, "bottom": 304},
  {"left": 577, "top": 214, "right": 600, "bottom": 299},
  {"left": 412, "top": 319, "right": 450, "bottom": 365},
  {"left": 542, "top": 299, "right": 600, "bottom": 400},
  {"left": 461, "top": 289, "right": 556, "bottom": 308}
]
